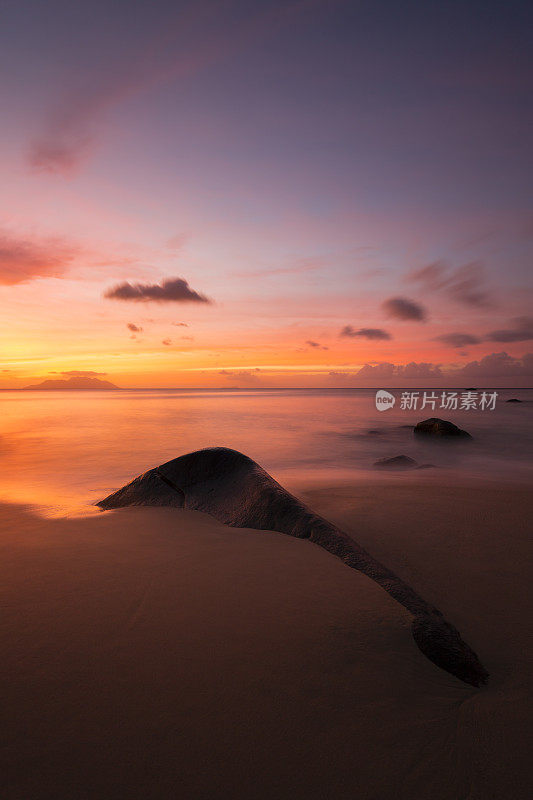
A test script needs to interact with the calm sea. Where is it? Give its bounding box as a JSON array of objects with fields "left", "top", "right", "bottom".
[{"left": 1, "top": 388, "right": 532, "bottom": 514}]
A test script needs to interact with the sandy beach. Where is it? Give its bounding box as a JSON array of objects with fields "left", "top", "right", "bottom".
[{"left": 1, "top": 480, "right": 531, "bottom": 799}]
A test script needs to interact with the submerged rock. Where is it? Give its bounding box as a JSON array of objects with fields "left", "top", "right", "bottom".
[
  {"left": 374, "top": 455, "right": 417, "bottom": 469},
  {"left": 414, "top": 417, "right": 472, "bottom": 438},
  {"left": 98, "top": 447, "right": 488, "bottom": 688}
]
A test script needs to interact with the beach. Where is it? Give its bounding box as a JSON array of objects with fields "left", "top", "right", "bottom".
[{"left": 2, "top": 479, "right": 531, "bottom": 799}]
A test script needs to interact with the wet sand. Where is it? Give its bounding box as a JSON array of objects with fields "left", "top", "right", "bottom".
[{"left": 1, "top": 481, "right": 532, "bottom": 799}]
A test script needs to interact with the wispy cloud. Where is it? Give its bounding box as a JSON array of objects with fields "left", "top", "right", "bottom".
[
  {"left": 486, "top": 316, "right": 533, "bottom": 343},
  {"left": 165, "top": 233, "right": 189, "bottom": 252},
  {"left": 434, "top": 332, "right": 481, "bottom": 348},
  {"left": 0, "top": 229, "right": 79, "bottom": 285},
  {"left": 28, "top": 1, "right": 327, "bottom": 176},
  {"left": 237, "top": 256, "right": 326, "bottom": 279},
  {"left": 382, "top": 296, "right": 427, "bottom": 321},
  {"left": 306, "top": 339, "right": 328, "bottom": 350},
  {"left": 59, "top": 370, "right": 107, "bottom": 377},
  {"left": 127, "top": 323, "right": 143, "bottom": 333},
  {"left": 104, "top": 277, "right": 212, "bottom": 303},
  {"left": 409, "top": 260, "right": 494, "bottom": 308},
  {"left": 27, "top": 7, "right": 221, "bottom": 175},
  {"left": 340, "top": 326, "right": 392, "bottom": 340},
  {"left": 219, "top": 368, "right": 262, "bottom": 385}
]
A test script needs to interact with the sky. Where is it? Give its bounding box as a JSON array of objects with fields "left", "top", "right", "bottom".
[{"left": 1, "top": 0, "right": 532, "bottom": 388}]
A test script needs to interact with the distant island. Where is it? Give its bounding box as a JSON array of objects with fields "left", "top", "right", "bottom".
[{"left": 22, "top": 377, "right": 120, "bottom": 390}]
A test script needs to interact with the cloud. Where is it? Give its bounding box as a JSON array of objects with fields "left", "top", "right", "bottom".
[
  {"left": 340, "top": 326, "right": 392, "bottom": 340},
  {"left": 162, "top": 338, "right": 172, "bottom": 345},
  {"left": 166, "top": 233, "right": 189, "bottom": 252},
  {"left": 28, "top": 1, "right": 320, "bottom": 176},
  {"left": 357, "top": 361, "right": 442, "bottom": 378},
  {"left": 27, "top": 24, "right": 219, "bottom": 175},
  {"left": 239, "top": 256, "right": 326, "bottom": 279},
  {"left": 0, "top": 230, "right": 78, "bottom": 285},
  {"left": 218, "top": 368, "right": 262, "bottom": 385},
  {"left": 127, "top": 323, "right": 143, "bottom": 333},
  {"left": 434, "top": 332, "right": 481, "bottom": 348},
  {"left": 447, "top": 262, "right": 493, "bottom": 308},
  {"left": 486, "top": 316, "right": 533, "bottom": 343},
  {"left": 409, "top": 260, "right": 494, "bottom": 308},
  {"left": 306, "top": 340, "right": 328, "bottom": 350},
  {"left": 104, "top": 277, "right": 211, "bottom": 304},
  {"left": 28, "top": 136, "right": 94, "bottom": 176},
  {"left": 451, "top": 352, "right": 533, "bottom": 378},
  {"left": 60, "top": 370, "right": 107, "bottom": 377},
  {"left": 382, "top": 296, "right": 427, "bottom": 321},
  {"left": 409, "top": 260, "right": 449, "bottom": 290},
  {"left": 171, "top": 321, "right": 189, "bottom": 327}
]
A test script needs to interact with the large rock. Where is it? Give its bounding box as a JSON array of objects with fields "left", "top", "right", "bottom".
[
  {"left": 374, "top": 455, "right": 417, "bottom": 469},
  {"left": 98, "top": 447, "right": 488, "bottom": 687},
  {"left": 414, "top": 417, "right": 472, "bottom": 438}
]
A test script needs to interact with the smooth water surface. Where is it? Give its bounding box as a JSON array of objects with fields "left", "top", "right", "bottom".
[{"left": 1, "top": 388, "right": 532, "bottom": 513}]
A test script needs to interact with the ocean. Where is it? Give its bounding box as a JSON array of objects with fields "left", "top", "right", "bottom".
[{"left": 1, "top": 388, "right": 532, "bottom": 514}]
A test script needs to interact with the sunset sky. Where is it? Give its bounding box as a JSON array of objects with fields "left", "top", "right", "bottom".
[{"left": 1, "top": 0, "right": 532, "bottom": 388}]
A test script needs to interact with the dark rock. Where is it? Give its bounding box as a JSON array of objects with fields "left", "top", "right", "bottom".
[
  {"left": 506, "top": 398, "right": 522, "bottom": 403},
  {"left": 414, "top": 417, "right": 472, "bottom": 439},
  {"left": 374, "top": 455, "right": 417, "bottom": 469},
  {"left": 98, "top": 447, "right": 488, "bottom": 687}
]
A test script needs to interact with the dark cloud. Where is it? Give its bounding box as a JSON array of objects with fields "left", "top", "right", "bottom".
[
  {"left": 382, "top": 297, "right": 427, "bottom": 321},
  {"left": 127, "top": 323, "right": 143, "bottom": 333},
  {"left": 171, "top": 321, "right": 189, "bottom": 327},
  {"left": 409, "top": 260, "right": 494, "bottom": 308},
  {"left": 434, "top": 332, "right": 481, "bottom": 348},
  {"left": 340, "top": 326, "right": 392, "bottom": 340},
  {"left": 486, "top": 316, "right": 533, "bottom": 343},
  {"left": 0, "top": 230, "right": 78, "bottom": 285},
  {"left": 104, "top": 277, "right": 211, "bottom": 304},
  {"left": 451, "top": 352, "right": 533, "bottom": 378},
  {"left": 162, "top": 338, "right": 172, "bottom": 346},
  {"left": 306, "top": 340, "right": 328, "bottom": 350}
]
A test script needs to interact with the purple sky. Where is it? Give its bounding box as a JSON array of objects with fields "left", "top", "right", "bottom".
[{"left": 1, "top": 0, "right": 532, "bottom": 387}]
